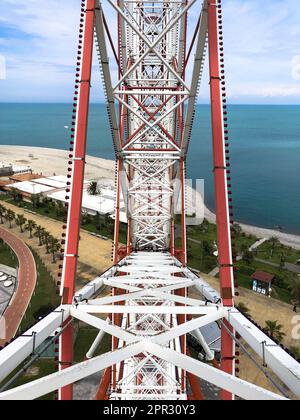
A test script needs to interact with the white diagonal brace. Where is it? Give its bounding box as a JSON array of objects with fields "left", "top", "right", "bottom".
[
  {"left": 154, "top": 309, "right": 227, "bottom": 345},
  {"left": 0, "top": 342, "right": 145, "bottom": 401},
  {"left": 70, "top": 307, "right": 136, "bottom": 343},
  {"left": 146, "top": 343, "right": 286, "bottom": 401}
]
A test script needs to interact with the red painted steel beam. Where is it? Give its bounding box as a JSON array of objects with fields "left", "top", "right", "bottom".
[
  {"left": 60, "top": 0, "right": 96, "bottom": 401},
  {"left": 207, "top": 0, "right": 235, "bottom": 400},
  {"left": 180, "top": 159, "right": 187, "bottom": 267},
  {"left": 95, "top": 367, "right": 112, "bottom": 400}
]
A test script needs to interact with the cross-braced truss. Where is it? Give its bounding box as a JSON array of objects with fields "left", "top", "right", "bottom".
[
  {"left": 0, "top": 0, "right": 299, "bottom": 401},
  {"left": 1, "top": 254, "right": 298, "bottom": 400}
]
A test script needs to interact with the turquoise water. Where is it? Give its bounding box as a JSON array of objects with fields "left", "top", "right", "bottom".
[{"left": 0, "top": 103, "right": 299, "bottom": 234}]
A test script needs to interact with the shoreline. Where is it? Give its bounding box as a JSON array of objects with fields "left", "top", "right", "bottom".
[{"left": 1, "top": 145, "right": 300, "bottom": 250}]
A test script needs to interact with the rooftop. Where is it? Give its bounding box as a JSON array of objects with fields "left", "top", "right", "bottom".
[
  {"left": 251, "top": 271, "right": 275, "bottom": 284},
  {"left": 9, "top": 181, "right": 54, "bottom": 195}
]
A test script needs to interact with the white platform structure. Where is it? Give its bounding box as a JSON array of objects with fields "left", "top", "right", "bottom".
[{"left": 0, "top": 254, "right": 299, "bottom": 400}]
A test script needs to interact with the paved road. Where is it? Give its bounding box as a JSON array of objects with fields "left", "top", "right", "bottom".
[
  {"left": 255, "top": 258, "right": 300, "bottom": 274},
  {"left": 0, "top": 227, "right": 37, "bottom": 347}
]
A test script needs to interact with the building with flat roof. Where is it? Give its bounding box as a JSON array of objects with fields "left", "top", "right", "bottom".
[{"left": 252, "top": 271, "right": 274, "bottom": 296}]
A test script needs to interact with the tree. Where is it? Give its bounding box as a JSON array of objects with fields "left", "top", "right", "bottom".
[
  {"left": 6, "top": 209, "right": 15, "bottom": 229},
  {"left": 291, "top": 283, "right": 300, "bottom": 308},
  {"left": 187, "top": 244, "right": 193, "bottom": 260},
  {"left": 240, "top": 243, "right": 248, "bottom": 256},
  {"left": 264, "top": 320, "right": 286, "bottom": 343},
  {"left": 15, "top": 214, "right": 27, "bottom": 233},
  {"left": 49, "top": 237, "right": 60, "bottom": 263},
  {"left": 233, "top": 223, "right": 242, "bottom": 236},
  {"left": 31, "top": 193, "right": 42, "bottom": 209},
  {"left": 104, "top": 213, "right": 114, "bottom": 234},
  {"left": 43, "top": 231, "right": 51, "bottom": 254},
  {"left": 0, "top": 205, "right": 6, "bottom": 224},
  {"left": 55, "top": 201, "right": 65, "bottom": 218},
  {"left": 9, "top": 187, "right": 22, "bottom": 203},
  {"left": 25, "top": 220, "right": 37, "bottom": 239},
  {"left": 200, "top": 219, "right": 209, "bottom": 233},
  {"left": 203, "top": 240, "right": 214, "bottom": 256},
  {"left": 269, "top": 237, "right": 280, "bottom": 257},
  {"left": 82, "top": 212, "right": 92, "bottom": 226},
  {"left": 88, "top": 181, "right": 100, "bottom": 196},
  {"left": 35, "top": 225, "right": 45, "bottom": 246},
  {"left": 242, "top": 250, "right": 254, "bottom": 265},
  {"left": 279, "top": 254, "right": 286, "bottom": 271},
  {"left": 290, "top": 346, "right": 300, "bottom": 360}
]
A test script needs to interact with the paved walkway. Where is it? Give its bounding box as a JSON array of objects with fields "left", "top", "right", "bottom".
[
  {"left": 255, "top": 257, "right": 300, "bottom": 274},
  {"left": 249, "top": 237, "right": 268, "bottom": 251},
  {"left": 0, "top": 227, "right": 37, "bottom": 347}
]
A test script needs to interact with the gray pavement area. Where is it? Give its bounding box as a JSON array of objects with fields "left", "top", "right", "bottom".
[{"left": 0, "top": 264, "right": 17, "bottom": 317}]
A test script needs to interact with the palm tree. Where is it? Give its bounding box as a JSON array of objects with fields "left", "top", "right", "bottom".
[
  {"left": 15, "top": 214, "right": 27, "bottom": 233},
  {"left": 49, "top": 237, "right": 60, "bottom": 263},
  {"left": 264, "top": 320, "right": 286, "bottom": 343},
  {"left": 35, "top": 225, "right": 45, "bottom": 246},
  {"left": 88, "top": 181, "right": 100, "bottom": 196},
  {"left": 25, "top": 220, "right": 37, "bottom": 239},
  {"left": 0, "top": 205, "right": 6, "bottom": 224},
  {"left": 6, "top": 209, "right": 15, "bottom": 229},
  {"left": 279, "top": 254, "right": 286, "bottom": 271},
  {"left": 43, "top": 231, "right": 51, "bottom": 254}
]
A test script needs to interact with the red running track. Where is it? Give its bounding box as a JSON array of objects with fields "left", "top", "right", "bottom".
[{"left": 0, "top": 227, "right": 37, "bottom": 347}]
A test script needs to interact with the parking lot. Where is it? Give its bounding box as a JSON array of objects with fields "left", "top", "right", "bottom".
[{"left": 0, "top": 263, "right": 17, "bottom": 317}]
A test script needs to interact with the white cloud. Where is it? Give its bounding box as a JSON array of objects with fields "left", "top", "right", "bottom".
[
  {"left": 0, "top": 0, "right": 299, "bottom": 103},
  {"left": 291, "top": 55, "right": 300, "bottom": 81},
  {"left": 0, "top": 55, "right": 6, "bottom": 79}
]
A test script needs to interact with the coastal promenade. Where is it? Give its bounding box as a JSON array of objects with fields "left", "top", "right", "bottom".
[
  {"left": 0, "top": 146, "right": 300, "bottom": 250},
  {"left": 0, "top": 227, "right": 36, "bottom": 347}
]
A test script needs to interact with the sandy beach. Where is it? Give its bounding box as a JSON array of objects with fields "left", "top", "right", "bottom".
[{"left": 1, "top": 145, "right": 300, "bottom": 250}]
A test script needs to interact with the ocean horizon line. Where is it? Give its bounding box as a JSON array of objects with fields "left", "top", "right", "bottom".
[{"left": 1, "top": 102, "right": 299, "bottom": 107}]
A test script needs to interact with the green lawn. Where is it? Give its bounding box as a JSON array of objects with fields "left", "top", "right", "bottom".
[
  {"left": 74, "top": 326, "right": 111, "bottom": 362},
  {"left": 236, "top": 259, "right": 299, "bottom": 304},
  {"left": 0, "top": 359, "right": 57, "bottom": 400},
  {"left": 19, "top": 248, "right": 60, "bottom": 332},
  {"left": 184, "top": 220, "right": 256, "bottom": 273},
  {"left": 256, "top": 240, "right": 300, "bottom": 265},
  {"left": 0, "top": 239, "right": 18, "bottom": 268}
]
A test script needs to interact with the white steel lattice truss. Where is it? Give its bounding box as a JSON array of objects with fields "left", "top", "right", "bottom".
[
  {"left": 0, "top": 255, "right": 299, "bottom": 400},
  {"left": 0, "top": 0, "right": 300, "bottom": 401}
]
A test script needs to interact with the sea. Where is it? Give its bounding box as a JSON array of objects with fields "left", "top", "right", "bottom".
[{"left": 0, "top": 103, "right": 299, "bottom": 234}]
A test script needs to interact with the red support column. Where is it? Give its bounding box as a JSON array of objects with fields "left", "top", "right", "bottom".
[
  {"left": 207, "top": 0, "right": 235, "bottom": 400},
  {"left": 59, "top": 0, "right": 96, "bottom": 401}
]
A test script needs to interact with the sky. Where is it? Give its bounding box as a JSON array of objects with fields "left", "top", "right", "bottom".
[{"left": 0, "top": 0, "right": 299, "bottom": 104}]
